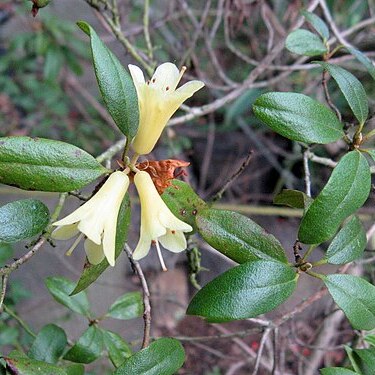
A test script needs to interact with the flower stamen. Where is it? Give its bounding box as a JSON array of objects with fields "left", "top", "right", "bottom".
[
  {"left": 66, "top": 233, "right": 85, "bottom": 256},
  {"left": 155, "top": 240, "right": 168, "bottom": 272},
  {"left": 177, "top": 66, "right": 187, "bottom": 86}
]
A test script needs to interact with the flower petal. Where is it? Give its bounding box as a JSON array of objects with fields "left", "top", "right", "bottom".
[
  {"left": 51, "top": 223, "right": 79, "bottom": 240},
  {"left": 167, "top": 80, "right": 205, "bottom": 110},
  {"left": 84, "top": 239, "right": 105, "bottom": 265},
  {"left": 53, "top": 203, "right": 92, "bottom": 227},
  {"left": 102, "top": 217, "right": 117, "bottom": 267},
  {"left": 150, "top": 62, "right": 180, "bottom": 91},
  {"left": 158, "top": 210, "right": 193, "bottom": 232},
  {"left": 128, "top": 64, "right": 145, "bottom": 87},
  {"left": 78, "top": 215, "right": 103, "bottom": 245},
  {"left": 159, "top": 229, "right": 187, "bottom": 253},
  {"left": 133, "top": 233, "right": 152, "bottom": 260}
]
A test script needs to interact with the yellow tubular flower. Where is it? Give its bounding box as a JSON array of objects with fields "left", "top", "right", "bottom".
[
  {"left": 133, "top": 170, "right": 192, "bottom": 270},
  {"left": 52, "top": 171, "right": 129, "bottom": 266},
  {"left": 128, "top": 62, "right": 204, "bottom": 155}
]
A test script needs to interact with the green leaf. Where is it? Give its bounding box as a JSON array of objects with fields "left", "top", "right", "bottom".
[
  {"left": 66, "top": 364, "right": 85, "bottom": 375},
  {"left": 196, "top": 208, "right": 287, "bottom": 264},
  {"left": 347, "top": 47, "right": 375, "bottom": 81},
  {"left": 325, "top": 216, "right": 366, "bottom": 264},
  {"left": 4, "top": 356, "right": 66, "bottom": 375},
  {"left": 273, "top": 189, "right": 313, "bottom": 210},
  {"left": 0, "top": 243, "right": 13, "bottom": 266},
  {"left": 348, "top": 348, "right": 375, "bottom": 375},
  {"left": 315, "top": 62, "right": 368, "bottom": 124},
  {"left": 71, "top": 194, "right": 131, "bottom": 295},
  {"left": 161, "top": 179, "right": 207, "bottom": 232},
  {"left": 63, "top": 326, "right": 103, "bottom": 364},
  {"left": 299, "top": 151, "right": 371, "bottom": 244},
  {"left": 285, "top": 29, "right": 327, "bottom": 56},
  {"left": 253, "top": 92, "right": 344, "bottom": 144},
  {"left": 45, "top": 276, "right": 90, "bottom": 316},
  {"left": 106, "top": 291, "right": 143, "bottom": 320},
  {"left": 187, "top": 260, "right": 298, "bottom": 322},
  {"left": 0, "top": 136, "right": 108, "bottom": 192},
  {"left": 324, "top": 274, "right": 375, "bottom": 330},
  {"left": 77, "top": 21, "right": 139, "bottom": 138},
  {"left": 102, "top": 330, "right": 132, "bottom": 368},
  {"left": 346, "top": 346, "right": 362, "bottom": 373},
  {"left": 114, "top": 338, "right": 185, "bottom": 375},
  {"left": 0, "top": 199, "right": 49, "bottom": 243},
  {"left": 28, "top": 324, "right": 67, "bottom": 364},
  {"left": 320, "top": 368, "right": 358, "bottom": 375},
  {"left": 301, "top": 10, "right": 329, "bottom": 40}
]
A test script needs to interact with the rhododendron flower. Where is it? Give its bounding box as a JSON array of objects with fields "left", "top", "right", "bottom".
[
  {"left": 128, "top": 62, "right": 204, "bottom": 155},
  {"left": 52, "top": 171, "right": 129, "bottom": 266},
  {"left": 133, "top": 170, "right": 192, "bottom": 270}
]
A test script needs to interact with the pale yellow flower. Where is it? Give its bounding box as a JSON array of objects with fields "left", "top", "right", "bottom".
[
  {"left": 128, "top": 62, "right": 204, "bottom": 155},
  {"left": 52, "top": 171, "right": 129, "bottom": 266},
  {"left": 133, "top": 170, "right": 192, "bottom": 269}
]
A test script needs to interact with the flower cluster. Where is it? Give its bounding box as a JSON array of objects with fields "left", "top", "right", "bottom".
[{"left": 52, "top": 63, "right": 204, "bottom": 269}]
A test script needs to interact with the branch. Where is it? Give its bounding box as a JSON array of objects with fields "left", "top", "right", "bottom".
[{"left": 124, "top": 244, "right": 151, "bottom": 348}]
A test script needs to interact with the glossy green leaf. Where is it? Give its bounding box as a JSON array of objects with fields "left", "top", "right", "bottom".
[
  {"left": 299, "top": 151, "right": 371, "bottom": 244},
  {"left": 28, "top": 324, "right": 67, "bottom": 364},
  {"left": 106, "top": 291, "right": 143, "bottom": 320},
  {"left": 196, "top": 208, "right": 287, "bottom": 263},
  {"left": 77, "top": 21, "right": 139, "bottom": 138},
  {"left": 285, "top": 29, "right": 327, "bottom": 56},
  {"left": 187, "top": 260, "right": 298, "bottom": 322},
  {"left": 348, "top": 348, "right": 375, "bottom": 375},
  {"left": 0, "top": 243, "right": 13, "bottom": 266},
  {"left": 315, "top": 62, "right": 368, "bottom": 124},
  {"left": 45, "top": 276, "right": 90, "bottom": 316},
  {"left": 66, "top": 364, "right": 85, "bottom": 375},
  {"left": 325, "top": 216, "right": 366, "bottom": 264},
  {"left": 0, "top": 136, "right": 108, "bottom": 192},
  {"left": 324, "top": 274, "right": 375, "bottom": 330},
  {"left": 102, "top": 329, "right": 132, "bottom": 368},
  {"left": 161, "top": 179, "right": 207, "bottom": 232},
  {"left": 4, "top": 356, "right": 66, "bottom": 375},
  {"left": 253, "top": 92, "right": 344, "bottom": 144},
  {"left": 320, "top": 369, "right": 358, "bottom": 375},
  {"left": 0, "top": 199, "right": 49, "bottom": 243},
  {"left": 114, "top": 338, "right": 185, "bottom": 375},
  {"left": 301, "top": 10, "right": 329, "bottom": 40},
  {"left": 273, "top": 189, "right": 313, "bottom": 210},
  {"left": 71, "top": 194, "right": 131, "bottom": 295},
  {"left": 347, "top": 47, "right": 375, "bottom": 81},
  {"left": 63, "top": 326, "right": 103, "bottom": 364}
]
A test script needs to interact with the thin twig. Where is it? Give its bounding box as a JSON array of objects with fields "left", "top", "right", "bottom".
[
  {"left": 303, "top": 149, "right": 312, "bottom": 197},
  {"left": 124, "top": 244, "right": 151, "bottom": 348},
  {"left": 0, "top": 275, "right": 9, "bottom": 312},
  {"left": 252, "top": 328, "right": 272, "bottom": 375},
  {"left": 0, "top": 193, "right": 67, "bottom": 277},
  {"left": 3, "top": 305, "right": 36, "bottom": 338},
  {"left": 322, "top": 70, "right": 342, "bottom": 121},
  {"left": 211, "top": 150, "right": 253, "bottom": 202}
]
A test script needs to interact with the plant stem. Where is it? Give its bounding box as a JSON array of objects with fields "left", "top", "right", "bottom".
[{"left": 4, "top": 305, "right": 37, "bottom": 338}]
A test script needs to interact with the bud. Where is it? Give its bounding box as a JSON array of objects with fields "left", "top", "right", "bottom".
[{"left": 30, "top": 0, "right": 51, "bottom": 17}]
